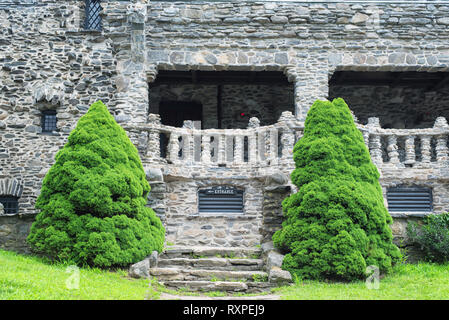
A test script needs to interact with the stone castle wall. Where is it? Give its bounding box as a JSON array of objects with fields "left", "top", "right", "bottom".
[{"left": 1, "top": 0, "right": 449, "bottom": 253}]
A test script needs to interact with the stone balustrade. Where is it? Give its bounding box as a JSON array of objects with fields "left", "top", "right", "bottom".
[
  {"left": 364, "top": 116, "right": 449, "bottom": 169},
  {"left": 140, "top": 111, "right": 301, "bottom": 168},
  {"left": 124, "top": 113, "right": 449, "bottom": 172}
]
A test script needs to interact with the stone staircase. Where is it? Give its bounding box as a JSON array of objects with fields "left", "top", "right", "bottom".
[{"left": 149, "top": 246, "right": 277, "bottom": 293}]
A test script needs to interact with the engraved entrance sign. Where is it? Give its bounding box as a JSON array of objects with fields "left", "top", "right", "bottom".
[{"left": 199, "top": 186, "right": 243, "bottom": 213}]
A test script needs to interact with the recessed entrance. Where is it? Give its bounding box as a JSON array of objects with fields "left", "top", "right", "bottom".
[
  {"left": 149, "top": 70, "right": 294, "bottom": 129},
  {"left": 329, "top": 71, "right": 449, "bottom": 128}
]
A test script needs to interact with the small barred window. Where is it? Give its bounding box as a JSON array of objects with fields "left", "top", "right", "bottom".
[
  {"left": 84, "top": 0, "right": 102, "bottom": 31},
  {"left": 41, "top": 110, "right": 57, "bottom": 133},
  {"left": 0, "top": 196, "right": 19, "bottom": 215}
]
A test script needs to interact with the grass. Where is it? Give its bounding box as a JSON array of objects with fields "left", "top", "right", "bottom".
[
  {"left": 2, "top": 249, "right": 449, "bottom": 300},
  {"left": 0, "top": 249, "right": 159, "bottom": 300},
  {"left": 275, "top": 263, "right": 449, "bottom": 300}
]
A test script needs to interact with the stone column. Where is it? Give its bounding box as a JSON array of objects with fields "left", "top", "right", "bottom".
[
  {"left": 115, "top": 2, "right": 149, "bottom": 149},
  {"left": 287, "top": 64, "right": 328, "bottom": 121}
]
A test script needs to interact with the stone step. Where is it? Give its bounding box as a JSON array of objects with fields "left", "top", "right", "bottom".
[
  {"left": 158, "top": 257, "right": 264, "bottom": 271},
  {"left": 161, "top": 280, "right": 248, "bottom": 292},
  {"left": 150, "top": 267, "right": 269, "bottom": 282},
  {"left": 160, "top": 245, "right": 262, "bottom": 259},
  {"left": 160, "top": 280, "right": 276, "bottom": 293}
]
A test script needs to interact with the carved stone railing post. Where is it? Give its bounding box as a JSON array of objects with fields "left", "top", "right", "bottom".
[
  {"left": 181, "top": 121, "right": 195, "bottom": 163},
  {"left": 218, "top": 134, "right": 226, "bottom": 164},
  {"left": 278, "top": 111, "right": 296, "bottom": 162},
  {"left": 420, "top": 135, "right": 432, "bottom": 166},
  {"left": 434, "top": 117, "right": 449, "bottom": 163},
  {"left": 168, "top": 132, "right": 180, "bottom": 164},
  {"left": 146, "top": 113, "right": 161, "bottom": 160},
  {"left": 248, "top": 132, "right": 258, "bottom": 165},
  {"left": 182, "top": 133, "right": 193, "bottom": 163},
  {"left": 404, "top": 135, "right": 416, "bottom": 166},
  {"left": 387, "top": 135, "right": 400, "bottom": 164},
  {"left": 436, "top": 134, "right": 448, "bottom": 163},
  {"left": 201, "top": 134, "right": 212, "bottom": 164},
  {"left": 233, "top": 134, "right": 244, "bottom": 164},
  {"left": 367, "top": 117, "right": 383, "bottom": 166},
  {"left": 247, "top": 117, "right": 260, "bottom": 165},
  {"left": 281, "top": 127, "right": 295, "bottom": 161}
]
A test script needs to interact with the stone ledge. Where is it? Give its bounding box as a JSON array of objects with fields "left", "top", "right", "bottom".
[
  {"left": 390, "top": 212, "right": 432, "bottom": 218},
  {"left": 181, "top": 213, "right": 259, "bottom": 220},
  {"left": 0, "top": 212, "right": 37, "bottom": 218}
]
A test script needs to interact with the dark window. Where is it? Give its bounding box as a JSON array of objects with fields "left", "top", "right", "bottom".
[
  {"left": 387, "top": 186, "right": 433, "bottom": 212},
  {"left": 198, "top": 186, "right": 244, "bottom": 213},
  {"left": 41, "top": 110, "right": 57, "bottom": 133},
  {"left": 84, "top": 0, "right": 102, "bottom": 31},
  {"left": 0, "top": 196, "right": 19, "bottom": 215}
]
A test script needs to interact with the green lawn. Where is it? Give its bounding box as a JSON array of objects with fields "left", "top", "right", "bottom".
[
  {"left": 275, "top": 263, "right": 449, "bottom": 300},
  {"left": 0, "top": 249, "right": 157, "bottom": 300},
  {"left": 2, "top": 249, "right": 449, "bottom": 300}
]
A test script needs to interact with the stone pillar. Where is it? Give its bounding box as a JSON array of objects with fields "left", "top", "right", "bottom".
[
  {"left": 287, "top": 64, "right": 328, "bottom": 121},
  {"left": 115, "top": 2, "right": 149, "bottom": 148}
]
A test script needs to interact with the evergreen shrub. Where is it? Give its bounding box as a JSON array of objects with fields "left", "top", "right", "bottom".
[
  {"left": 27, "top": 101, "right": 165, "bottom": 267},
  {"left": 273, "top": 98, "right": 401, "bottom": 281}
]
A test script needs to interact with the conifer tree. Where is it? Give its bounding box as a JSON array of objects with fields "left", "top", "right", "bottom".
[
  {"left": 273, "top": 98, "right": 401, "bottom": 280},
  {"left": 28, "top": 101, "right": 165, "bottom": 267}
]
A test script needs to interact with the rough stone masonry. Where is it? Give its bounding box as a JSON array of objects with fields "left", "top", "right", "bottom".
[{"left": 0, "top": 0, "right": 449, "bottom": 258}]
